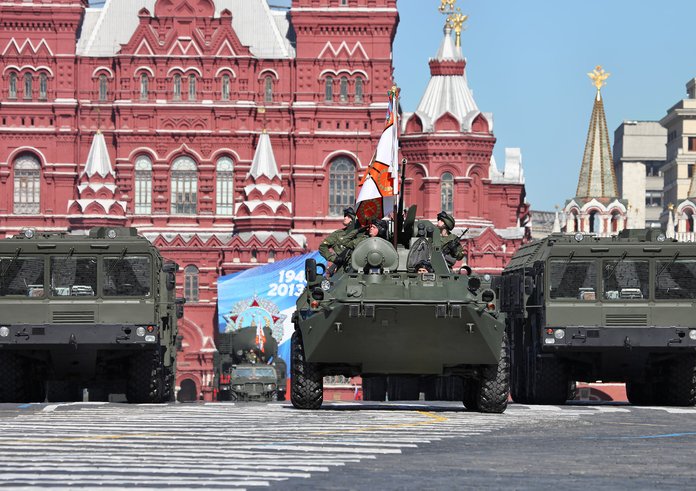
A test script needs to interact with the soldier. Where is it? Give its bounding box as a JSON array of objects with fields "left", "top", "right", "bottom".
[
  {"left": 414, "top": 260, "right": 434, "bottom": 274},
  {"left": 437, "top": 211, "right": 465, "bottom": 268},
  {"left": 319, "top": 207, "right": 359, "bottom": 264}
]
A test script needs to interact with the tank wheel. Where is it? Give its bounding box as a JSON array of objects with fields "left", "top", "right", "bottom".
[
  {"left": 471, "top": 332, "right": 510, "bottom": 414},
  {"left": 387, "top": 375, "right": 420, "bottom": 401},
  {"left": 47, "top": 381, "right": 82, "bottom": 403},
  {"left": 290, "top": 330, "right": 323, "bottom": 409},
  {"left": 126, "top": 350, "right": 164, "bottom": 403},
  {"left": 362, "top": 375, "right": 387, "bottom": 401},
  {"left": 664, "top": 355, "right": 696, "bottom": 406},
  {"left": 0, "top": 353, "right": 28, "bottom": 403}
]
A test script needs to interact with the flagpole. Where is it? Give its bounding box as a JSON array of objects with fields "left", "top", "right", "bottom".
[{"left": 392, "top": 85, "right": 400, "bottom": 250}]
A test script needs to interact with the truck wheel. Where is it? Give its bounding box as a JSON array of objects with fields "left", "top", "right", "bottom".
[
  {"left": 290, "top": 330, "right": 323, "bottom": 409},
  {"left": 473, "top": 333, "right": 510, "bottom": 414},
  {"left": 47, "top": 381, "right": 82, "bottom": 402},
  {"left": 0, "top": 353, "right": 27, "bottom": 403},
  {"left": 664, "top": 355, "right": 696, "bottom": 406},
  {"left": 362, "top": 375, "right": 387, "bottom": 401},
  {"left": 126, "top": 351, "right": 162, "bottom": 403}
]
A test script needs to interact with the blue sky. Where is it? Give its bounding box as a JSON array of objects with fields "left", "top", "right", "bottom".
[{"left": 90, "top": 0, "right": 696, "bottom": 210}]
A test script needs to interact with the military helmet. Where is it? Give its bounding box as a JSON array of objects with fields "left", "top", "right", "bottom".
[
  {"left": 343, "top": 207, "right": 357, "bottom": 219},
  {"left": 437, "top": 211, "right": 455, "bottom": 231},
  {"left": 414, "top": 260, "right": 434, "bottom": 273}
]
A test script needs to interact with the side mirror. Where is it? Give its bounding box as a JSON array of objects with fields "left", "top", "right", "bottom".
[
  {"left": 166, "top": 273, "right": 176, "bottom": 291},
  {"left": 524, "top": 276, "right": 534, "bottom": 296},
  {"left": 163, "top": 262, "right": 179, "bottom": 274},
  {"left": 176, "top": 297, "right": 186, "bottom": 319},
  {"left": 305, "top": 258, "right": 319, "bottom": 285}
]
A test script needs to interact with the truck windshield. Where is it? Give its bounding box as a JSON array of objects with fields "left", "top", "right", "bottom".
[
  {"left": 233, "top": 367, "right": 276, "bottom": 378},
  {"left": 602, "top": 260, "right": 649, "bottom": 300},
  {"left": 50, "top": 256, "right": 97, "bottom": 296},
  {"left": 0, "top": 257, "right": 44, "bottom": 297},
  {"left": 103, "top": 256, "right": 151, "bottom": 297},
  {"left": 549, "top": 259, "right": 597, "bottom": 300},
  {"left": 655, "top": 259, "right": 696, "bottom": 300}
]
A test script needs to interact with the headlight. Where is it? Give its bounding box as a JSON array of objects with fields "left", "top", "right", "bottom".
[
  {"left": 136, "top": 327, "right": 146, "bottom": 337},
  {"left": 144, "top": 335, "right": 156, "bottom": 342},
  {"left": 554, "top": 329, "right": 565, "bottom": 340},
  {"left": 657, "top": 233, "right": 666, "bottom": 242},
  {"left": 0, "top": 327, "right": 9, "bottom": 337},
  {"left": 321, "top": 279, "right": 331, "bottom": 291},
  {"left": 107, "top": 229, "right": 117, "bottom": 239},
  {"left": 23, "top": 229, "right": 35, "bottom": 239},
  {"left": 574, "top": 233, "right": 584, "bottom": 242},
  {"left": 233, "top": 385, "right": 244, "bottom": 390},
  {"left": 689, "top": 330, "right": 696, "bottom": 341},
  {"left": 265, "top": 384, "right": 276, "bottom": 391}
]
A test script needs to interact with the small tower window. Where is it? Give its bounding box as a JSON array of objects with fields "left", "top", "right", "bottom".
[
  {"left": 173, "top": 74, "right": 182, "bottom": 101},
  {"left": 329, "top": 156, "right": 356, "bottom": 216},
  {"left": 264, "top": 75, "right": 273, "bottom": 103},
  {"left": 9, "top": 72, "right": 17, "bottom": 99},
  {"left": 339, "top": 76, "right": 348, "bottom": 102},
  {"left": 355, "top": 77, "right": 363, "bottom": 103},
  {"left": 221, "top": 74, "right": 230, "bottom": 101},
  {"left": 99, "top": 74, "right": 108, "bottom": 101},
  {"left": 188, "top": 74, "right": 196, "bottom": 101},
  {"left": 23, "top": 73, "right": 32, "bottom": 100},
  {"left": 325, "top": 76, "right": 334, "bottom": 102},
  {"left": 39, "top": 73, "right": 47, "bottom": 100},
  {"left": 140, "top": 73, "right": 149, "bottom": 100},
  {"left": 440, "top": 172, "right": 454, "bottom": 214},
  {"left": 184, "top": 265, "right": 199, "bottom": 303}
]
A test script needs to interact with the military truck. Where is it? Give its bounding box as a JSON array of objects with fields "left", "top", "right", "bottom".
[
  {"left": 0, "top": 227, "right": 184, "bottom": 403},
  {"left": 500, "top": 229, "right": 696, "bottom": 406},
  {"left": 291, "top": 217, "right": 509, "bottom": 413},
  {"left": 215, "top": 325, "right": 287, "bottom": 401}
]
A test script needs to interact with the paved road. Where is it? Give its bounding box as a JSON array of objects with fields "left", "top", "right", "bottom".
[{"left": 0, "top": 401, "right": 694, "bottom": 490}]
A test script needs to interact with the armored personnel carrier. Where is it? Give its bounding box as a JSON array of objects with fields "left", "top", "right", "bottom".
[
  {"left": 500, "top": 229, "right": 696, "bottom": 406},
  {"left": 291, "top": 218, "right": 509, "bottom": 413},
  {"left": 214, "top": 325, "right": 286, "bottom": 401},
  {"left": 0, "top": 227, "right": 184, "bottom": 403}
]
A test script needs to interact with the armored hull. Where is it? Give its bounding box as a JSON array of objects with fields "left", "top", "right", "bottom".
[{"left": 291, "top": 222, "right": 509, "bottom": 413}]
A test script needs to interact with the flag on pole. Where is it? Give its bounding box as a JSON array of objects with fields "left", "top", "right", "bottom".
[
  {"left": 255, "top": 324, "right": 266, "bottom": 353},
  {"left": 355, "top": 86, "right": 400, "bottom": 226}
]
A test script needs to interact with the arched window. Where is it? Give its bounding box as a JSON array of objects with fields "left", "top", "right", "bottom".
[
  {"left": 99, "top": 74, "right": 108, "bottom": 101},
  {"left": 264, "top": 76, "right": 273, "bottom": 103},
  {"left": 188, "top": 74, "right": 196, "bottom": 101},
  {"left": 355, "top": 77, "right": 363, "bottom": 103},
  {"left": 13, "top": 154, "right": 41, "bottom": 214},
  {"left": 39, "top": 73, "right": 47, "bottom": 100},
  {"left": 140, "top": 73, "right": 149, "bottom": 100},
  {"left": 611, "top": 211, "right": 621, "bottom": 233},
  {"left": 173, "top": 74, "right": 181, "bottom": 101},
  {"left": 328, "top": 156, "right": 356, "bottom": 216},
  {"left": 9, "top": 72, "right": 17, "bottom": 99},
  {"left": 221, "top": 74, "right": 230, "bottom": 101},
  {"left": 339, "top": 76, "right": 348, "bottom": 102},
  {"left": 134, "top": 155, "right": 152, "bottom": 215},
  {"left": 686, "top": 210, "right": 694, "bottom": 233},
  {"left": 171, "top": 156, "right": 197, "bottom": 215},
  {"left": 23, "top": 73, "right": 32, "bottom": 100},
  {"left": 440, "top": 172, "right": 454, "bottom": 214},
  {"left": 589, "top": 210, "right": 601, "bottom": 234},
  {"left": 184, "top": 265, "right": 199, "bottom": 303},
  {"left": 325, "top": 76, "right": 333, "bottom": 102},
  {"left": 216, "top": 157, "right": 234, "bottom": 215}
]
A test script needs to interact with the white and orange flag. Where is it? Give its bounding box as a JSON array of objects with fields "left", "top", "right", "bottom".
[
  {"left": 355, "top": 86, "right": 400, "bottom": 226},
  {"left": 255, "top": 324, "right": 266, "bottom": 353}
]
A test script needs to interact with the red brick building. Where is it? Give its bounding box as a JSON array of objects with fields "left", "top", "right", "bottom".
[{"left": 0, "top": 0, "right": 528, "bottom": 400}]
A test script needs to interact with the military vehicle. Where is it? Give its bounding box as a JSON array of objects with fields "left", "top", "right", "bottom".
[
  {"left": 499, "top": 229, "right": 696, "bottom": 406},
  {"left": 290, "top": 214, "right": 509, "bottom": 413},
  {"left": 215, "top": 325, "right": 286, "bottom": 401},
  {"left": 0, "top": 227, "right": 184, "bottom": 403}
]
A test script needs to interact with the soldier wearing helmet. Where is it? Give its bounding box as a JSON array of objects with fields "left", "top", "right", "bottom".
[
  {"left": 319, "top": 207, "right": 360, "bottom": 264},
  {"left": 437, "top": 211, "right": 465, "bottom": 268}
]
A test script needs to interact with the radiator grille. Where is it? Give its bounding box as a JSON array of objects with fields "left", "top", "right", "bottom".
[
  {"left": 605, "top": 313, "right": 648, "bottom": 327},
  {"left": 52, "top": 311, "right": 95, "bottom": 324}
]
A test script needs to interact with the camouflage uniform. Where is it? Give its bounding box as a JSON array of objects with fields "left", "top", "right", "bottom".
[
  {"left": 437, "top": 211, "right": 465, "bottom": 267},
  {"left": 319, "top": 227, "right": 362, "bottom": 263}
]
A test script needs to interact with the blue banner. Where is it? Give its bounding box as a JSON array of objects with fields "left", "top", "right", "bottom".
[{"left": 217, "top": 251, "right": 323, "bottom": 374}]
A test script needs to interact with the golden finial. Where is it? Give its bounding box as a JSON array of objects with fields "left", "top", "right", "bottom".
[
  {"left": 588, "top": 65, "right": 610, "bottom": 91},
  {"left": 439, "top": 0, "right": 456, "bottom": 14},
  {"left": 448, "top": 8, "right": 468, "bottom": 47},
  {"left": 668, "top": 203, "right": 675, "bottom": 211}
]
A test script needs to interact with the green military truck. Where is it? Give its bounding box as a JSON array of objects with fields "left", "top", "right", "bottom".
[
  {"left": 291, "top": 217, "right": 509, "bottom": 413},
  {"left": 0, "top": 227, "right": 184, "bottom": 403},
  {"left": 214, "top": 325, "right": 287, "bottom": 402},
  {"left": 500, "top": 229, "right": 696, "bottom": 406}
]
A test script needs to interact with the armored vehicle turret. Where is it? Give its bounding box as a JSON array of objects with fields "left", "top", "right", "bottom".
[
  {"left": 0, "top": 227, "right": 184, "bottom": 403},
  {"left": 500, "top": 230, "right": 696, "bottom": 406},
  {"left": 290, "top": 218, "right": 509, "bottom": 413}
]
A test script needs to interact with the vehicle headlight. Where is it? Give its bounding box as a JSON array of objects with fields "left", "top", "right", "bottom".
[
  {"left": 233, "top": 385, "right": 244, "bottom": 390},
  {"left": 136, "top": 327, "right": 146, "bottom": 337},
  {"left": 657, "top": 233, "right": 666, "bottom": 242},
  {"left": 107, "top": 229, "right": 117, "bottom": 239},
  {"left": 689, "top": 329, "right": 696, "bottom": 341},
  {"left": 265, "top": 384, "right": 276, "bottom": 391},
  {"left": 554, "top": 329, "right": 565, "bottom": 340},
  {"left": 574, "top": 233, "right": 584, "bottom": 242},
  {"left": 0, "top": 327, "right": 9, "bottom": 337},
  {"left": 321, "top": 279, "right": 331, "bottom": 291},
  {"left": 144, "top": 335, "right": 156, "bottom": 342},
  {"left": 23, "top": 229, "right": 35, "bottom": 239}
]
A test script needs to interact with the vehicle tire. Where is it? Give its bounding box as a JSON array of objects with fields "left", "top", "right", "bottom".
[
  {"left": 160, "top": 364, "right": 175, "bottom": 402},
  {"left": 230, "top": 391, "right": 238, "bottom": 402},
  {"left": 46, "top": 381, "right": 82, "bottom": 402},
  {"left": 0, "top": 353, "right": 28, "bottom": 403},
  {"left": 126, "top": 350, "right": 163, "bottom": 403},
  {"left": 24, "top": 360, "right": 46, "bottom": 403},
  {"left": 437, "top": 376, "right": 464, "bottom": 401},
  {"left": 509, "top": 319, "right": 528, "bottom": 404},
  {"left": 387, "top": 375, "right": 419, "bottom": 401},
  {"left": 663, "top": 355, "right": 696, "bottom": 406},
  {"left": 472, "top": 332, "right": 510, "bottom": 414},
  {"left": 462, "top": 378, "right": 479, "bottom": 411},
  {"left": 362, "top": 375, "right": 387, "bottom": 401},
  {"left": 290, "top": 330, "right": 323, "bottom": 409}
]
